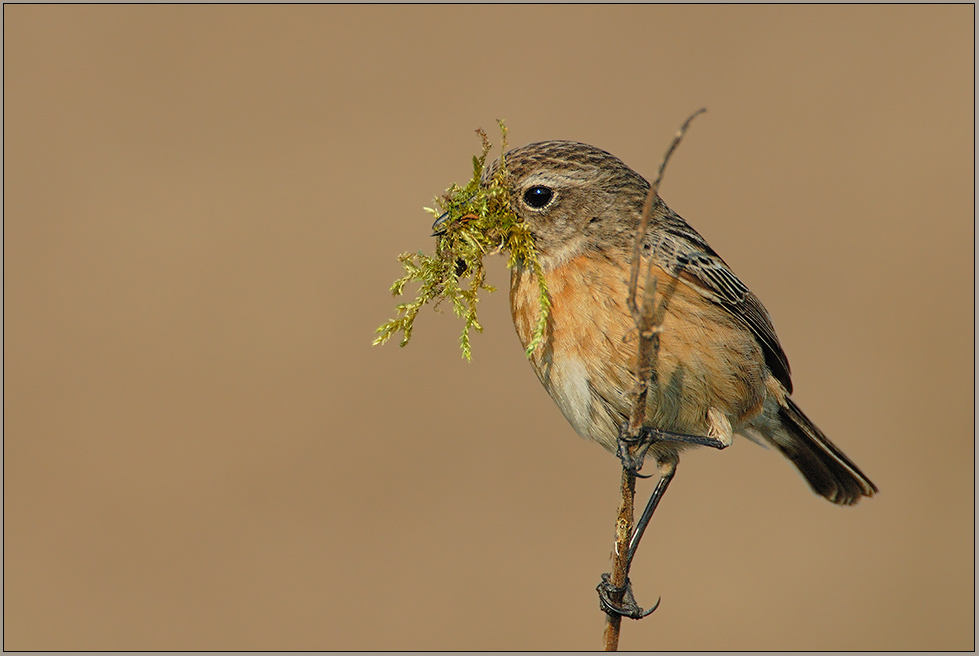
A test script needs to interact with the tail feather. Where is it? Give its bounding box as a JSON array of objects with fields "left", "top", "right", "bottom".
[{"left": 768, "top": 398, "right": 877, "bottom": 505}]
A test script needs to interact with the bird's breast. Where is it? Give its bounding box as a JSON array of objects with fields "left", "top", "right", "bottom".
[{"left": 509, "top": 252, "right": 768, "bottom": 451}]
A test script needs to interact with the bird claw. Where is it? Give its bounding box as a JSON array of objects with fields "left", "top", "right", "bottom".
[
  {"left": 597, "top": 573, "right": 660, "bottom": 620},
  {"left": 617, "top": 421, "right": 728, "bottom": 473},
  {"left": 616, "top": 423, "right": 652, "bottom": 473}
]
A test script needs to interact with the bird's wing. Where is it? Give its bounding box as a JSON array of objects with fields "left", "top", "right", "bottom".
[{"left": 649, "top": 209, "right": 794, "bottom": 393}]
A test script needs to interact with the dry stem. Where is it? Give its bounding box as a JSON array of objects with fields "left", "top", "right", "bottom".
[{"left": 602, "top": 109, "right": 706, "bottom": 651}]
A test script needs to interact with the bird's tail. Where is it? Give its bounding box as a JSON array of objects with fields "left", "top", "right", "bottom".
[{"left": 764, "top": 397, "right": 877, "bottom": 505}]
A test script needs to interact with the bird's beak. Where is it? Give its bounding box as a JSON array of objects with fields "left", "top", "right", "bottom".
[{"left": 431, "top": 212, "right": 450, "bottom": 237}]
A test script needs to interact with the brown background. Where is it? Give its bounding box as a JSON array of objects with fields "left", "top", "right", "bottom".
[{"left": 3, "top": 5, "right": 974, "bottom": 651}]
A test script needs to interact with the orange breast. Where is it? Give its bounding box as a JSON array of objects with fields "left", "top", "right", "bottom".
[{"left": 509, "top": 253, "right": 768, "bottom": 451}]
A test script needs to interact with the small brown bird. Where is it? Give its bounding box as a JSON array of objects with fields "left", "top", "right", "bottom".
[{"left": 497, "top": 140, "right": 877, "bottom": 507}]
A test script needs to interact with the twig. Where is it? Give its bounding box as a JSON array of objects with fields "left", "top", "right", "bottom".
[{"left": 602, "top": 108, "right": 706, "bottom": 652}]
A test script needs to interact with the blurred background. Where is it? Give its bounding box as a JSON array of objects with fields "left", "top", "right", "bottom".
[{"left": 4, "top": 5, "right": 973, "bottom": 651}]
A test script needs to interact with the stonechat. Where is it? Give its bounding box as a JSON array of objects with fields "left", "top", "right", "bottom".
[{"left": 496, "top": 140, "right": 877, "bottom": 506}]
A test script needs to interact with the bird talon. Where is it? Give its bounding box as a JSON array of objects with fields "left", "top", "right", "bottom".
[
  {"left": 616, "top": 423, "right": 651, "bottom": 473},
  {"left": 618, "top": 422, "right": 729, "bottom": 474},
  {"left": 597, "top": 573, "right": 659, "bottom": 620}
]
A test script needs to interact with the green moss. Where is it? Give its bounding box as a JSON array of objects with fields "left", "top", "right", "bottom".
[{"left": 373, "top": 122, "right": 549, "bottom": 360}]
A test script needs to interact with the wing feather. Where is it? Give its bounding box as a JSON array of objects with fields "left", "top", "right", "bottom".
[{"left": 650, "top": 208, "right": 794, "bottom": 393}]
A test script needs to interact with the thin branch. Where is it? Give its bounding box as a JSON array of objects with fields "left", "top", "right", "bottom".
[{"left": 602, "top": 108, "right": 706, "bottom": 652}]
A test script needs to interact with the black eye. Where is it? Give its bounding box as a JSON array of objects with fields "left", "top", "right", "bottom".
[{"left": 523, "top": 185, "right": 553, "bottom": 209}]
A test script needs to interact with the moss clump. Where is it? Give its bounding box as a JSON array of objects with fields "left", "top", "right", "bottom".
[{"left": 373, "top": 122, "right": 549, "bottom": 360}]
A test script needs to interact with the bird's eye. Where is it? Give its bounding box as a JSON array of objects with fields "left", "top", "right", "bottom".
[{"left": 523, "top": 185, "right": 553, "bottom": 209}]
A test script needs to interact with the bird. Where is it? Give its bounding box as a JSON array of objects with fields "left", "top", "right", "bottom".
[{"left": 492, "top": 139, "right": 877, "bottom": 510}]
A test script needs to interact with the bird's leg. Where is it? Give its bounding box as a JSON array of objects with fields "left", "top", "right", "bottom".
[
  {"left": 616, "top": 423, "right": 729, "bottom": 473},
  {"left": 628, "top": 455, "right": 677, "bottom": 564},
  {"left": 623, "top": 425, "right": 729, "bottom": 568},
  {"left": 600, "top": 423, "right": 728, "bottom": 620},
  {"left": 597, "top": 454, "right": 676, "bottom": 620}
]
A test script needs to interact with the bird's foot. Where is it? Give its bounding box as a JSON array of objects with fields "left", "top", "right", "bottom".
[
  {"left": 597, "top": 573, "right": 660, "bottom": 620},
  {"left": 616, "top": 422, "right": 656, "bottom": 473},
  {"left": 616, "top": 422, "right": 729, "bottom": 472}
]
